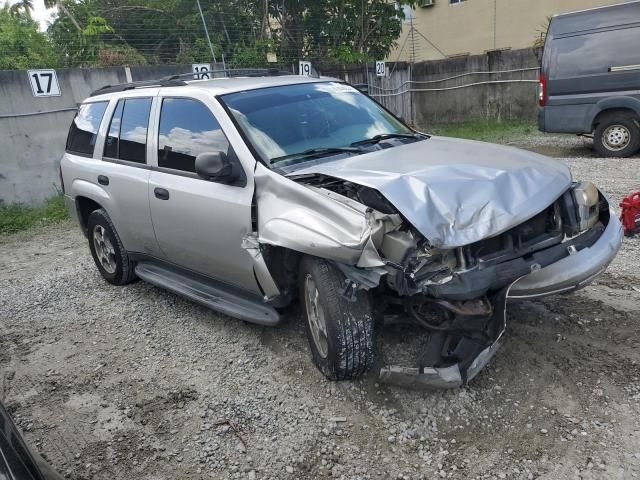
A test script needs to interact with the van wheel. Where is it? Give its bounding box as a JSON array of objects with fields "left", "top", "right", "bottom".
[
  {"left": 299, "top": 257, "right": 375, "bottom": 380},
  {"left": 87, "top": 209, "right": 137, "bottom": 286},
  {"left": 593, "top": 114, "right": 640, "bottom": 157}
]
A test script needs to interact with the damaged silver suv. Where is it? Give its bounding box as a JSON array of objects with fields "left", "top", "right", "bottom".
[{"left": 61, "top": 74, "right": 623, "bottom": 388}]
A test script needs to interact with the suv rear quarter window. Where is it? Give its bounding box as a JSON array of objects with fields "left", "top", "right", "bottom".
[{"left": 66, "top": 101, "right": 109, "bottom": 156}]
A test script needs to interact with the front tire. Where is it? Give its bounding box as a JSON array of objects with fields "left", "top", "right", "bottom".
[
  {"left": 87, "top": 209, "right": 137, "bottom": 285},
  {"left": 299, "top": 256, "right": 375, "bottom": 380},
  {"left": 593, "top": 114, "right": 640, "bottom": 158}
]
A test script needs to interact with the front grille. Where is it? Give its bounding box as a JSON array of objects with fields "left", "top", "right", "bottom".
[{"left": 466, "top": 202, "right": 563, "bottom": 267}]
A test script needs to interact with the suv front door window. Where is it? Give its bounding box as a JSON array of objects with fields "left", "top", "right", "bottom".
[{"left": 157, "top": 97, "right": 231, "bottom": 173}]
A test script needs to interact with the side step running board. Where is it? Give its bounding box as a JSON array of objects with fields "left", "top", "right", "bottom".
[{"left": 135, "top": 261, "right": 281, "bottom": 327}]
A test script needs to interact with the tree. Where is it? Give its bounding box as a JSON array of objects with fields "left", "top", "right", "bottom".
[
  {"left": 8, "top": 0, "right": 34, "bottom": 17},
  {"left": 271, "top": 0, "right": 419, "bottom": 65},
  {"left": 0, "top": 6, "right": 59, "bottom": 69},
  {"left": 533, "top": 16, "right": 551, "bottom": 48},
  {"left": 43, "top": 0, "right": 420, "bottom": 68}
]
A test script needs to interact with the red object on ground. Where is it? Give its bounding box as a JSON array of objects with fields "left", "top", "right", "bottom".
[{"left": 620, "top": 192, "right": 640, "bottom": 236}]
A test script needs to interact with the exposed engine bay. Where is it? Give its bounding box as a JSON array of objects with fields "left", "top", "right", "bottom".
[{"left": 284, "top": 172, "right": 609, "bottom": 388}]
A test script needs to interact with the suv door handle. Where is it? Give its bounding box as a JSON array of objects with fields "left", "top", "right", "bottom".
[
  {"left": 98, "top": 175, "right": 109, "bottom": 186},
  {"left": 154, "top": 187, "right": 170, "bottom": 200}
]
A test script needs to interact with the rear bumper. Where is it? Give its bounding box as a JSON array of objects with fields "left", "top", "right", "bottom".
[
  {"left": 537, "top": 107, "right": 546, "bottom": 132},
  {"left": 509, "top": 207, "right": 623, "bottom": 299},
  {"left": 537, "top": 104, "right": 593, "bottom": 134}
]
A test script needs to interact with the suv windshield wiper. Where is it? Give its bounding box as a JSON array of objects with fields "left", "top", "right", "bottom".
[
  {"left": 350, "top": 132, "right": 423, "bottom": 147},
  {"left": 271, "top": 147, "right": 363, "bottom": 165}
]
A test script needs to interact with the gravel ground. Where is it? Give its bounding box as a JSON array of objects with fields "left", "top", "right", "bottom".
[{"left": 1, "top": 152, "right": 640, "bottom": 480}]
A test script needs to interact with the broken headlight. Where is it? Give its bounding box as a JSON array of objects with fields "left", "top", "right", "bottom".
[{"left": 560, "top": 181, "right": 600, "bottom": 235}]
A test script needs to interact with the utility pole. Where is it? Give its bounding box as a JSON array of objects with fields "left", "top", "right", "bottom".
[
  {"left": 196, "top": 0, "right": 217, "bottom": 65},
  {"left": 493, "top": 0, "right": 497, "bottom": 49},
  {"left": 409, "top": 14, "right": 417, "bottom": 64},
  {"left": 262, "top": 0, "right": 269, "bottom": 39}
]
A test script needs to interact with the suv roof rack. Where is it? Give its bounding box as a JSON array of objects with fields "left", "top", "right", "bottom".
[{"left": 90, "top": 68, "right": 294, "bottom": 97}]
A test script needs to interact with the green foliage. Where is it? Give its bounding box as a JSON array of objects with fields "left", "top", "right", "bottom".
[
  {"left": 82, "top": 15, "right": 112, "bottom": 36},
  {"left": 0, "top": 7, "right": 59, "bottom": 69},
  {"left": 0, "top": 194, "right": 69, "bottom": 235},
  {"left": 230, "top": 40, "right": 276, "bottom": 68},
  {"left": 328, "top": 45, "right": 370, "bottom": 65},
  {"left": 8, "top": 0, "right": 34, "bottom": 17},
  {"left": 48, "top": 2, "right": 114, "bottom": 66},
  {"left": 98, "top": 45, "right": 147, "bottom": 66},
  {"left": 272, "top": 0, "right": 419, "bottom": 65},
  {"left": 3, "top": 1, "right": 420, "bottom": 69}
]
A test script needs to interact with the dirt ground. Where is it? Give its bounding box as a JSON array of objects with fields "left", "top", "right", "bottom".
[{"left": 1, "top": 151, "right": 640, "bottom": 480}]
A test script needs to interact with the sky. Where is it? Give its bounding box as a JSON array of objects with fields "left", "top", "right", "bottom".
[{"left": 6, "top": 0, "right": 57, "bottom": 30}]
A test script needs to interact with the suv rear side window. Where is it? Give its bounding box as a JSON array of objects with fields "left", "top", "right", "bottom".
[
  {"left": 66, "top": 101, "right": 108, "bottom": 156},
  {"left": 103, "top": 97, "right": 152, "bottom": 164},
  {"left": 158, "top": 98, "right": 230, "bottom": 173}
]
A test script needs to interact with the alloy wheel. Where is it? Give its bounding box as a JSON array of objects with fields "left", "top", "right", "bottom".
[
  {"left": 304, "top": 274, "right": 329, "bottom": 359},
  {"left": 92, "top": 225, "right": 117, "bottom": 274}
]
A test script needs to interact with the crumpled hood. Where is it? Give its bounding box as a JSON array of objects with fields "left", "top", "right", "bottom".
[{"left": 290, "top": 136, "right": 572, "bottom": 248}]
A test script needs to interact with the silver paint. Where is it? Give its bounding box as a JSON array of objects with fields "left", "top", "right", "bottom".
[
  {"left": 254, "top": 163, "right": 401, "bottom": 267},
  {"left": 292, "top": 136, "right": 573, "bottom": 248},
  {"left": 509, "top": 207, "right": 623, "bottom": 298}
]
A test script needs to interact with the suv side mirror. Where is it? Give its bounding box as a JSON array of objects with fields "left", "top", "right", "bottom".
[{"left": 195, "top": 151, "right": 237, "bottom": 182}]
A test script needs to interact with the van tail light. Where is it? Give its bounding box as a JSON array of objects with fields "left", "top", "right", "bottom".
[
  {"left": 59, "top": 164, "right": 65, "bottom": 194},
  {"left": 538, "top": 73, "right": 547, "bottom": 107}
]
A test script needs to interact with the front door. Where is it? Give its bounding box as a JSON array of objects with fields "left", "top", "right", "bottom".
[{"left": 148, "top": 96, "right": 259, "bottom": 294}]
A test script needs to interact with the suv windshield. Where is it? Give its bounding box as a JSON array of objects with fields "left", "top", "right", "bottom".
[{"left": 220, "top": 82, "right": 421, "bottom": 167}]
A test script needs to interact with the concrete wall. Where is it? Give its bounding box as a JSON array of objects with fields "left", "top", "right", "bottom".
[
  {"left": 1, "top": 55, "right": 537, "bottom": 206},
  {"left": 409, "top": 48, "right": 539, "bottom": 126},
  {"left": 0, "top": 65, "right": 195, "bottom": 206},
  {"left": 391, "top": 0, "right": 623, "bottom": 61}
]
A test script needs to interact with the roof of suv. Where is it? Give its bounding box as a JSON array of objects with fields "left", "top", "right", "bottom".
[
  {"left": 89, "top": 75, "right": 336, "bottom": 102},
  {"left": 185, "top": 75, "right": 335, "bottom": 94}
]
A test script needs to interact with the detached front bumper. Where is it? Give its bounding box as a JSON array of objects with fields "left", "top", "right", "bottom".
[
  {"left": 509, "top": 207, "right": 623, "bottom": 299},
  {"left": 378, "top": 206, "right": 623, "bottom": 390}
]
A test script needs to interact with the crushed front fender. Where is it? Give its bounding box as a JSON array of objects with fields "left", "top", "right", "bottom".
[{"left": 254, "top": 163, "right": 400, "bottom": 267}]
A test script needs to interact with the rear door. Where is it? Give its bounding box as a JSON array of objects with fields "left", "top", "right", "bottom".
[
  {"left": 97, "top": 94, "right": 160, "bottom": 256},
  {"left": 147, "top": 91, "right": 260, "bottom": 294},
  {"left": 64, "top": 95, "right": 159, "bottom": 255}
]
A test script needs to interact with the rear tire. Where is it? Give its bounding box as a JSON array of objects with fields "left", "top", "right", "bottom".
[
  {"left": 87, "top": 209, "right": 137, "bottom": 286},
  {"left": 593, "top": 114, "right": 640, "bottom": 158},
  {"left": 299, "top": 256, "right": 375, "bottom": 380}
]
